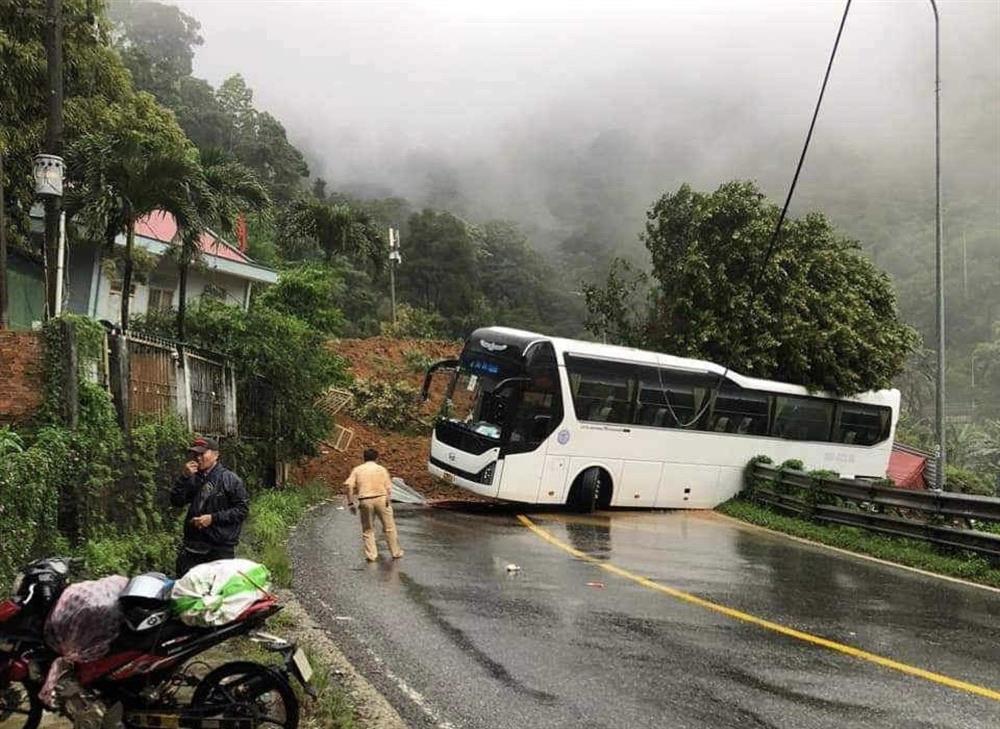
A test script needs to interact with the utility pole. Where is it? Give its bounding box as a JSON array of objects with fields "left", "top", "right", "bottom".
[
  {"left": 930, "top": 0, "right": 946, "bottom": 490},
  {"left": 962, "top": 228, "right": 968, "bottom": 299},
  {"left": 388, "top": 227, "right": 401, "bottom": 325},
  {"left": 42, "top": 0, "right": 64, "bottom": 319},
  {"left": 0, "top": 149, "right": 8, "bottom": 329}
]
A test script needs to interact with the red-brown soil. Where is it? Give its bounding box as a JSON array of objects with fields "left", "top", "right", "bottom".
[
  {"left": 293, "top": 337, "right": 492, "bottom": 502},
  {"left": 331, "top": 336, "right": 458, "bottom": 386}
]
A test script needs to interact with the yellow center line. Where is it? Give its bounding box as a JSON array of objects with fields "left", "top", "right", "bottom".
[{"left": 516, "top": 514, "right": 1000, "bottom": 703}]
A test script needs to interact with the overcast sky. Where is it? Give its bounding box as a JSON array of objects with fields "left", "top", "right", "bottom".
[{"left": 174, "top": 0, "right": 998, "bottom": 249}]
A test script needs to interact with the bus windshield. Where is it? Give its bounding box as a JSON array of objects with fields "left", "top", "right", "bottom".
[{"left": 448, "top": 367, "right": 514, "bottom": 441}]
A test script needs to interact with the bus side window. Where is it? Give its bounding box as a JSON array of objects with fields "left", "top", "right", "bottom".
[
  {"left": 565, "top": 355, "right": 636, "bottom": 425},
  {"left": 634, "top": 366, "right": 710, "bottom": 430},
  {"left": 772, "top": 396, "right": 834, "bottom": 441},
  {"left": 833, "top": 403, "right": 891, "bottom": 446},
  {"left": 710, "top": 389, "right": 770, "bottom": 435}
]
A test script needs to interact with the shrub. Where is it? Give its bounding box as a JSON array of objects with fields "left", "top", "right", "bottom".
[
  {"left": 257, "top": 263, "right": 347, "bottom": 336},
  {"left": 241, "top": 483, "right": 328, "bottom": 586},
  {"left": 742, "top": 455, "right": 773, "bottom": 497},
  {"left": 0, "top": 426, "right": 24, "bottom": 457},
  {"left": 348, "top": 378, "right": 428, "bottom": 433},
  {"left": 402, "top": 349, "right": 437, "bottom": 373},
  {"left": 0, "top": 433, "right": 65, "bottom": 587},
  {"left": 945, "top": 465, "right": 995, "bottom": 497},
  {"left": 380, "top": 304, "right": 447, "bottom": 340},
  {"left": 137, "top": 299, "right": 349, "bottom": 462},
  {"left": 80, "top": 530, "right": 180, "bottom": 578}
]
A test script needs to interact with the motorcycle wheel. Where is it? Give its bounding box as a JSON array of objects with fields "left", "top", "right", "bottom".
[
  {"left": 191, "top": 662, "right": 299, "bottom": 729},
  {"left": 0, "top": 682, "right": 43, "bottom": 729}
]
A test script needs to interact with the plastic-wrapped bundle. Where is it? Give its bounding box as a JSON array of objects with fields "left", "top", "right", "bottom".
[
  {"left": 170, "top": 559, "right": 271, "bottom": 627},
  {"left": 40, "top": 575, "right": 129, "bottom": 706}
]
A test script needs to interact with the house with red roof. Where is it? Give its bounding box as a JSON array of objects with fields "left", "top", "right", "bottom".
[{"left": 62, "top": 210, "right": 278, "bottom": 325}]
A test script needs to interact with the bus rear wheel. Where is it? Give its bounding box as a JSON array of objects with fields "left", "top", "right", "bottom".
[{"left": 568, "top": 468, "right": 610, "bottom": 513}]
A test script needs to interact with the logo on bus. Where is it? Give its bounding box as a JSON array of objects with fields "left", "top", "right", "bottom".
[
  {"left": 557, "top": 429, "right": 570, "bottom": 445},
  {"left": 448, "top": 452, "right": 457, "bottom": 462},
  {"left": 479, "top": 340, "right": 508, "bottom": 353}
]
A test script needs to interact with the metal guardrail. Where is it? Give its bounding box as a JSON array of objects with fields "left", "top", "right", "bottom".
[{"left": 750, "top": 463, "right": 1000, "bottom": 559}]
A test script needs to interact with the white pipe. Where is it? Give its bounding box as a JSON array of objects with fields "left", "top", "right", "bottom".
[{"left": 55, "top": 210, "right": 66, "bottom": 314}]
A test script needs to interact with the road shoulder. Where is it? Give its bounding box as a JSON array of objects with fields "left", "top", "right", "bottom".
[{"left": 705, "top": 508, "right": 1000, "bottom": 594}]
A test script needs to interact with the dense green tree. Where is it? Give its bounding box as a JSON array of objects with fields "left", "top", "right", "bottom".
[
  {"left": 1, "top": 0, "right": 134, "bottom": 249},
  {"left": 110, "top": 3, "right": 309, "bottom": 203},
  {"left": 109, "top": 0, "right": 202, "bottom": 105},
  {"left": 67, "top": 93, "right": 199, "bottom": 330},
  {"left": 585, "top": 181, "right": 919, "bottom": 395},
  {"left": 475, "top": 220, "right": 585, "bottom": 334},
  {"left": 213, "top": 75, "right": 308, "bottom": 204},
  {"left": 157, "top": 298, "right": 346, "bottom": 460},
  {"left": 398, "top": 210, "right": 479, "bottom": 335},
  {"left": 173, "top": 149, "right": 269, "bottom": 340},
  {"left": 280, "top": 197, "right": 383, "bottom": 270},
  {"left": 582, "top": 258, "right": 647, "bottom": 345},
  {"left": 257, "top": 263, "right": 346, "bottom": 336}
]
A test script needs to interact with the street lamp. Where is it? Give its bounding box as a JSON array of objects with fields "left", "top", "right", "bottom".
[
  {"left": 33, "top": 153, "right": 66, "bottom": 317},
  {"left": 33, "top": 154, "right": 65, "bottom": 197}
]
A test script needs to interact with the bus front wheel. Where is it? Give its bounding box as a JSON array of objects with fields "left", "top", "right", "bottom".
[{"left": 568, "top": 468, "right": 610, "bottom": 513}]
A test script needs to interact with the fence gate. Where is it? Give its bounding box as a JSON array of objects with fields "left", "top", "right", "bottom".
[
  {"left": 186, "top": 352, "right": 227, "bottom": 435},
  {"left": 126, "top": 336, "right": 177, "bottom": 427}
]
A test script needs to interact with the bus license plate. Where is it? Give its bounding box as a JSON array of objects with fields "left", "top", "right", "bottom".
[{"left": 292, "top": 648, "right": 313, "bottom": 683}]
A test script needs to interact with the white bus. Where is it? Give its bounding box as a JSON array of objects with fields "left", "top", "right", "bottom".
[{"left": 423, "top": 327, "right": 900, "bottom": 511}]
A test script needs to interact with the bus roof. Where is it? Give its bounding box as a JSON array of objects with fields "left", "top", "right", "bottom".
[{"left": 475, "top": 326, "right": 899, "bottom": 407}]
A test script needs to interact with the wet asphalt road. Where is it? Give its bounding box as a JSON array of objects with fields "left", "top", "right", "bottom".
[{"left": 290, "top": 504, "right": 1000, "bottom": 728}]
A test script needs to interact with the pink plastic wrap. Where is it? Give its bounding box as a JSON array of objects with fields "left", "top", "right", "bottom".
[{"left": 40, "top": 575, "right": 128, "bottom": 706}]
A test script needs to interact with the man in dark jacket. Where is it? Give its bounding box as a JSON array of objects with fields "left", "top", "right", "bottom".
[{"left": 171, "top": 436, "right": 250, "bottom": 576}]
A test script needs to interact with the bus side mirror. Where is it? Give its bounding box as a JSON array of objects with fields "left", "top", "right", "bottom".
[{"left": 421, "top": 359, "right": 460, "bottom": 401}]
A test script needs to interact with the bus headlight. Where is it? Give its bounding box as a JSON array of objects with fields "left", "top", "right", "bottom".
[{"left": 479, "top": 462, "right": 495, "bottom": 484}]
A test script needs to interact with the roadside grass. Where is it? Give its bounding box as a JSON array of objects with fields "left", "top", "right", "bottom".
[
  {"left": 223, "top": 635, "right": 357, "bottom": 729},
  {"left": 241, "top": 482, "right": 331, "bottom": 587},
  {"left": 718, "top": 498, "right": 1000, "bottom": 589},
  {"left": 234, "top": 481, "right": 358, "bottom": 728}
]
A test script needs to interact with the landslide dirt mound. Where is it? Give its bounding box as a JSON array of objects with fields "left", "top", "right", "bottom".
[
  {"left": 295, "top": 337, "right": 492, "bottom": 502},
  {"left": 333, "top": 336, "right": 458, "bottom": 387}
]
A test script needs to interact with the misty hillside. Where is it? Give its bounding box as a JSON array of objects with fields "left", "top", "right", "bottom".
[
  {"left": 105, "top": 0, "right": 999, "bottom": 417},
  {"left": 173, "top": 0, "right": 997, "bottom": 335}
]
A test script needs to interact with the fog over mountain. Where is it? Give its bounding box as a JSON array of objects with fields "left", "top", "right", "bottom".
[{"left": 175, "top": 0, "right": 997, "bottom": 265}]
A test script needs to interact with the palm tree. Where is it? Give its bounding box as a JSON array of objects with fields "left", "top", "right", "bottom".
[
  {"left": 68, "top": 129, "right": 200, "bottom": 331},
  {"left": 281, "top": 198, "right": 384, "bottom": 271},
  {"left": 174, "top": 150, "right": 269, "bottom": 341}
]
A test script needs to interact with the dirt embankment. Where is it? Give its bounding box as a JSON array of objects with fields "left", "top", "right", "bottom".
[{"left": 294, "top": 337, "right": 487, "bottom": 502}]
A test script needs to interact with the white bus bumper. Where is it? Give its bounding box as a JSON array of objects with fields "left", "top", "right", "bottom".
[{"left": 428, "top": 430, "right": 500, "bottom": 498}]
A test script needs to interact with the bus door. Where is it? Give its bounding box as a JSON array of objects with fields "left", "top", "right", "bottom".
[{"left": 496, "top": 349, "right": 565, "bottom": 502}]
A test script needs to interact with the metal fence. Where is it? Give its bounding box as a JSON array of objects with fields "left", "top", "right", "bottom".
[
  {"left": 118, "top": 332, "right": 235, "bottom": 436},
  {"left": 186, "top": 351, "right": 227, "bottom": 434},
  {"left": 125, "top": 334, "right": 179, "bottom": 427},
  {"left": 749, "top": 463, "right": 1000, "bottom": 559}
]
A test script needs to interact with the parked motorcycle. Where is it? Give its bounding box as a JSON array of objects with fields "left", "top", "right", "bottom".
[{"left": 0, "top": 557, "right": 313, "bottom": 729}]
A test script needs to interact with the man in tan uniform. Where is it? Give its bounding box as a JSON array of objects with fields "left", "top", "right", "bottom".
[{"left": 344, "top": 448, "right": 405, "bottom": 561}]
